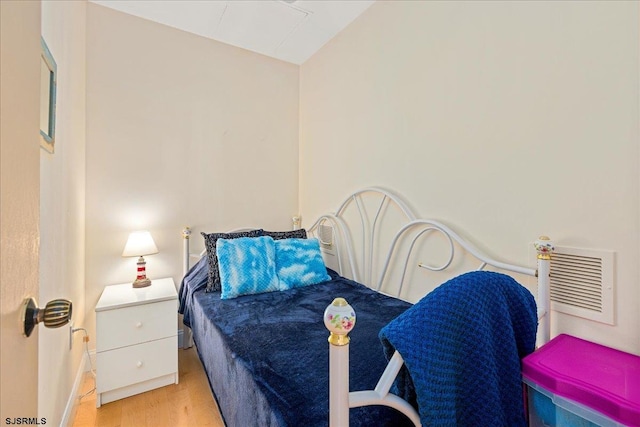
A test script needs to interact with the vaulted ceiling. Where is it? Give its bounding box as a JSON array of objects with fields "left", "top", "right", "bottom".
[{"left": 89, "top": 0, "right": 374, "bottom": 64}]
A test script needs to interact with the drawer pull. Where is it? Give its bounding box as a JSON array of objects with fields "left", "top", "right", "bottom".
[
  {"left": 136, "top": 361, "right": 143, "bottom": 368},
  {"left": 135, "top": 322, "right": 143, "bottom": 328}
]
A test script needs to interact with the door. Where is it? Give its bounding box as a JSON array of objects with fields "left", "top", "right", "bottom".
[{"left": 0, "top": 0, "right": 42, "bottom": 420}]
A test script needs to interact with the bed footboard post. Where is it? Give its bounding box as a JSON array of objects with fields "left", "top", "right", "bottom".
[
  {"left": 324, "top": 298, "right": 356, "bottom": 427},
  {"left": 182, "top": 227, "right": 195, "bottom": 349},
  {"left": 182, "top": 227, "right": 191, "bottom": 276},
  {"left": 535, "top": 236, "right": 554, "bottom": 346}
]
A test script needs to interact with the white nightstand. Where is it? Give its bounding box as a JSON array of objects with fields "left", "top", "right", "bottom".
[{"left": 95, "top": 277, "right": 178, "bottom": 407}]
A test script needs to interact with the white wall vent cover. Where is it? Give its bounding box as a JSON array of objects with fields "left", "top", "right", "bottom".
[
  {"left": 549, "top": 246, "right": 615, "bottom": 325},
  {"left": 318, "top": 224, "right": 334, "bottom": 248},
  {"left": 317, "top": 223, "right": 337, "bottom": 272}
]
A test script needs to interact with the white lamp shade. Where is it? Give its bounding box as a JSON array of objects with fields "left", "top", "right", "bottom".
[{"left": 122, "top": 231, "right": 159, "bottom": 257}]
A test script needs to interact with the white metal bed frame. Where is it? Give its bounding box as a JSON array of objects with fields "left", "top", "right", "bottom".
[{"left": 181, "top": 186, "right": 554, "bottom": 427}]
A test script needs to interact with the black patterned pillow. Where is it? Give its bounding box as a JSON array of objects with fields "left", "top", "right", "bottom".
[
  {"left": 263, "top": 229, "right": 307, "bottom": 240},
  {"left": 201, "top": 229, "right": 263, "bottom": 292}
]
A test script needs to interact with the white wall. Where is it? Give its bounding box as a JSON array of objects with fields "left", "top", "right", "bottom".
[
  {"left": 300, "top": 1, "right": 639, "bottom": 354},
  {"left": 85, "top": 3, "right": 299, "bottom": 341},
  {"left": 39, "top": 1, "right": 87, "bottom": 424}
]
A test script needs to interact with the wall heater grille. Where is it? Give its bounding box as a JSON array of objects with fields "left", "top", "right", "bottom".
[{"left": 549, "top": 246, "right": 615, "bottom": 325}]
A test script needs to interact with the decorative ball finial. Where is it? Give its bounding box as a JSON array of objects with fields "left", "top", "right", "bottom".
[
  {"left": 324, "top": 297, "right": 356, "bottom": 346},
  {"left": 535, "top": 236, "right": 554, "bottom": 260},
  {"left": 182, "top": 227, "right": 191, "bottom": 239}
]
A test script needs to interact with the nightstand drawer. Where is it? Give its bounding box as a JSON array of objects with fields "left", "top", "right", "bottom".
[
  {"left": 96, "top": 299, "right": 176, "bottom": 352},
  {"left": 96, "top": 336, "right": 177, "bottom": 393}
]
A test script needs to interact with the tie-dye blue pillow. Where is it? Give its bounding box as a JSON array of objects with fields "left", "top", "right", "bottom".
[
  {"left": 216, "top": 236, "right": 280, "bottom": 299},
  {"left": 275, "top": 238, "right": 331, "bottom": 290}
]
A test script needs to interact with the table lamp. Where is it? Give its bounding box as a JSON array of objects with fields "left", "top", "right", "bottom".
[{"left": 122, "top": 230, "right": 158, "bottom": 288}]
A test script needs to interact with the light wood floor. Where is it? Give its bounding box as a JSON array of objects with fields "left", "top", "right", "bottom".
[{"left": 72, "top": 347, "right": 224, "bottom": 427}]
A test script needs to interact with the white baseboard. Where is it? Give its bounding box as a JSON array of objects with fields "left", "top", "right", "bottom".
[
  {"left": 61, "top": 351, "right": 87, "bottom": 427},
  {"left": 86, "top": 349, "right": 96, "bottom": 372}
]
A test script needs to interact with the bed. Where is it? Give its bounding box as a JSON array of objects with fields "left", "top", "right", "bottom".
[{"left": 178, "top": 187, "right": 553, "bottom": 427}]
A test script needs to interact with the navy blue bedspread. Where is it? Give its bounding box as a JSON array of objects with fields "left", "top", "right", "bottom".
[
  {"left": 379, "top": 271, "right": 538, "bottom": 427},
  {"left": 178, "top": 256, "right": 208, "bottom": 328},
  {"left": 179, "top": 266, "right": 414, "bottom": 426}
]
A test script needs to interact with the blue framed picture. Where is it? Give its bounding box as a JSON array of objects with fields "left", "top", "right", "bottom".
[{"left": 40, "top": 37, "right": 57, "bottom": 153}]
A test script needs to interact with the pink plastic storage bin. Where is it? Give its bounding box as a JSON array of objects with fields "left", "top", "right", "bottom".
[{"left": 522, "top": 334, "right": 640, "bottom": 427}]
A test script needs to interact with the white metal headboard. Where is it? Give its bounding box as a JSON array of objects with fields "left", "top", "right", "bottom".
[
  {"left": 307, "top": 187, "right": 418, "bottom": 288},
  {"left": 308, "top": 187, "right": 551, "bottom": 339}
]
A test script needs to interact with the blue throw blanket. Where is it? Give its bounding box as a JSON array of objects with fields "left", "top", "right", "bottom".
[{"left": 379, "top": 271, "right": 537, "bottom": 427}]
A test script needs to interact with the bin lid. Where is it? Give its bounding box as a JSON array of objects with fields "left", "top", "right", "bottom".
[{"left": 522, "top": 334, "right": 640, "bottom": 427}]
